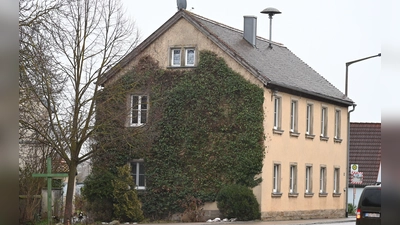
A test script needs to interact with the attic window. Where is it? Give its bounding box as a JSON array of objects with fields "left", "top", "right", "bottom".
[
  {"left": 171, "top": 49, "right": 181, "bottom": 66},
  {"left": 169, "top": 47, "right": 196, "bottom": 67}
]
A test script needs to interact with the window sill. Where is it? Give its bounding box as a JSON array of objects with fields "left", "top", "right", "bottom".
[
  {"left": 271, "top": 192, "right": 282, "bottom": 197},
  {"left": 334, "top": 138, "right": 342, "bottom": 143},
  {"left": 273, "top": 129, "right": 284, "bottom": 135},
  {"left": 319, "top": 192, "right": 328, "bottom": 197},
  {"left": 288, "top": 192, "right": 299, "bottom": 198},
  {"left": 305, "top": 134, "right": 315, "bottom": 139},
  {"left": 167, "top": 66, "right": 196, "bottom": 69},
  {"left": 332, "top": 193, "right": 341, "bottom": 197},
  {"left": 290, "top": 131, "right": 300, "bottom": 137},
  {"left": 320, "top": 136, "right": 329, "bottom": 141},
  {"left": 304, "top": 193, "right": 314, "bottom": 197}
]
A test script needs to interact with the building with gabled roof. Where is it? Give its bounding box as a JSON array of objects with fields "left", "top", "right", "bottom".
[
  {"left": 348, "top": 122, "right": 381, "bottom": 206},
  {"left": 97, "top": 9, "right": 354, "bottom": 221}
]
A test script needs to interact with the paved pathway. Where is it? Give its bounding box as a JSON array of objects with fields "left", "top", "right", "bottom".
[{"left": 118, "top": 216, "right": 356, "bottom": 225}]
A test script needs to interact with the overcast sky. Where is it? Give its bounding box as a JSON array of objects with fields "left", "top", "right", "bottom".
[{"left": 121, "top": 0, "right": 391, "bottom": 122}]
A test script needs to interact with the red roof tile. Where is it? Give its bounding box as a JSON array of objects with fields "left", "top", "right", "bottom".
[{"left": 349, "top": 122, "right": 381, "bottom": 187}]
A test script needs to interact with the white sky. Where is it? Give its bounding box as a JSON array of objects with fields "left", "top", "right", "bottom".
[{"left": 121, "top": 0, "right": 389, "bottom": 122}]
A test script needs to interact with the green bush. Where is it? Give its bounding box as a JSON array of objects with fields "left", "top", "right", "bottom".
[
  {"left": 348, "top": 203, "right": 356, "bottom": 215},
  {"left": 82, "top": 168, "right": 114, "bottom": 221},
  {"left": 112, "top": 164, "right": 144, "bottom": 222},
  {"left": 216, "top": 184, "right": 260, "bottom": 221}
]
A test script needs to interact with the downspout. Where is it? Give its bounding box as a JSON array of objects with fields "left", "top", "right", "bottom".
[{"left": 345, "top": 103, "right": 356, "bottom": 217}]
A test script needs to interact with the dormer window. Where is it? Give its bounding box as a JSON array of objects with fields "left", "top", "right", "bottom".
[{"left": 169, "top": 46, "right": 197, "bottom": 67}]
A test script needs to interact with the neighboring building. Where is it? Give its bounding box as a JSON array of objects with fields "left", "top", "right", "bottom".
[
  {"left": 348, "top": 122, "right": 381, "bottom": 207},
  {"left": 98, "top": 9, "right": 353, "bottom": 220}
]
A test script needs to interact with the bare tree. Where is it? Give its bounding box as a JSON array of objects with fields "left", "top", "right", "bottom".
[{"left": 19, "top": 0, "right": 140, "bottom": 223}]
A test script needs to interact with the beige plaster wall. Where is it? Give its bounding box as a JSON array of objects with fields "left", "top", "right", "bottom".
[{"left": 259, "top": 91, "right": 348, "bottom": 215}]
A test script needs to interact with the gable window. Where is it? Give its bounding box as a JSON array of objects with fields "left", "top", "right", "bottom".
[
  {"left": 171, "top": 49, "right": 181, "bottom": 66},
  {"left": 274, "top": 97, "right": 281, "bottom": 130},
  {"left": 131, "top": 95, "right": 148, "bottom": 127},
  {"left": 185, "top": 48, "right": 195, "bottom": 66},
  {"left": 319, "top": 167, "right": 327, "bottom": 195},
  {"left": 131, "top": 161, "right": 146, "bottom": 190},
  {"left": 289, "top": 164, "right": 297, "bottom": 194},
  {"left": 290, "top": 100, "right": 298, "bottom": 133},
  {"left": 333, "top": 168, "right": 340, "bottom": 195},
  {"left": 305, "top": 165, "right": 313, "bottom": 195},
  {"left": 170, "top": 47, "right": 197, "bottom": 67},
  {"left": 334, "top": 109, "right": 341, "bottom": 140},
  {"left": 306, "top": 104, "right": 313, "bottom": 135},
  {"left": 273, "top": 164, "right": 281, "bottom": 194},
  {"left": 320, "top": 107, "right": 328, "bottom": 138}
]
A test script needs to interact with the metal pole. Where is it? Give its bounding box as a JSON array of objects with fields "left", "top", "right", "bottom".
[
  {"left": 345, "top": 53, "right": 381, "bottom": 96},
  {"left": 268, "top": 15, "right": 273, "bottom": 48}
]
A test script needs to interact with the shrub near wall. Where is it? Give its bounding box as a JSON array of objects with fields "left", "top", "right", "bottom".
[{"left": 216, "top": 184, "right": 261, "bottom": 221}]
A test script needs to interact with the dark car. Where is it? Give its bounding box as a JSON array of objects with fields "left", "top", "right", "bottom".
[{"left": 356, "top": 184, "right": 381, "bottom": 225}]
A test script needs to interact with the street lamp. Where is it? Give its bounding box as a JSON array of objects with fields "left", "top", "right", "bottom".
[
  {"left": 345, "top": 53, "right": 381, "bottom": 96},
  {"left": 344, "top": 53, "right": 381, "bottom": 217}
]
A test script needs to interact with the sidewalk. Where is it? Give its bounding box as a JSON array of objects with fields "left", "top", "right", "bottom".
[{"left": 121, "top": 216, "right": 356, "bottom": 225}]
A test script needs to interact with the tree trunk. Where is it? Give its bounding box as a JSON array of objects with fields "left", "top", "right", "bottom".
[{"left": 64, "top": 161, "right": 77, "bottom": 225}]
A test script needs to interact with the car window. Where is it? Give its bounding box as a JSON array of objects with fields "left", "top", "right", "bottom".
[{"left": 361, "top": 188, "right": 381, "bottom": 207}]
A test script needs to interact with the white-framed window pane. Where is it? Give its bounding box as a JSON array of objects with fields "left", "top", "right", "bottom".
[
  {"left": 185, "top": 48, "right": 195, "bottom": 66},
  {"left": 274, "top": 97, "right": 280, "bottom": 129},
  {"left": 131, "top": 161, "right": 146, "bottom": 189},
  {"left": 306, "top": 104, "right": 313, "bottom": 134},
  {"left": 131, "top": 95, "right": 148, "bottom": 126},
  {"left": 335, "top": 110, "right": 341, "bottom": 139},
  {"left": 290, "top": 165, "right": 296, "bottom": 193},
  {"left": 306, "top": 166, "right": 312, "bottom": 193},
  {"left": 334, "top": 168, "right": 340, "bottom": 193},
  {"left": 320, "top": 167, "right": 326, "bottom": 193},
  {"left": 273, "top": 164, "right": 280, "bottom": 192},
  {"left": 290, "top": 101, "right": 297, "bottom": 132},
  {"left": 172, "top": 49, "right": 181, "bottom": 66},
  {"left": 321, "top": 107, "right": 327, "bottom": 136}
]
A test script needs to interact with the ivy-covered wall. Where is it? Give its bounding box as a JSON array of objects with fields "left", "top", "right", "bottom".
[{"left": 89, "top": 50, "right": 265, "bottom": 220}]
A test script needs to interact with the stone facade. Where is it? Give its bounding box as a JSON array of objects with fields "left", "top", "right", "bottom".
[{"left": 261, "top": 209, "right": 345, "bottom": 221}]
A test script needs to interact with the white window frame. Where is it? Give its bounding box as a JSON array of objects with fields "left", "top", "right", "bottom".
[
  {"left": 334, "top": 109, "right": 341, "bottom": 139},
  {"left": 131, "top": 161, "right": 146, "bottom": 190},
  {"left": 274, "top": 97, "right": 281, "bottom": 130},
  {"left": 320, "top": 167, "right": 326, "bottom": 193},
  {"left": 290, "top": 100, "right": 298, "bottom": 132},
  {"left": 130, "top": 95, "right": 148, "bottom": 127},
  {"left": 171, "top": 48, "right": 181, "bottom": 66},
  {"left": 289, "top": 165, "right": 297, "bottom": 193},
  {"left": 333, "top": 168, "right": 340, "bottom": 194},
  {"left": 273, "top": 164, "right": 281, "bottom": 193},
  {"left": 321, "top": 107, "right": 328, "bottom": 137},
  {"left": 306, "top": 104, "right": 313, "bottom": 135},
  {"left": 305, "top": 166, "right": 312, "bottom": 194},
  {"left": 185, "top": 48, "right": 195, "bottom": 66}
]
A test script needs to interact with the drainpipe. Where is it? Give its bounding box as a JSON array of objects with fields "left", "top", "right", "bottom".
[{"left": 345, "top": 103, "right": 356, "bottom": 217}]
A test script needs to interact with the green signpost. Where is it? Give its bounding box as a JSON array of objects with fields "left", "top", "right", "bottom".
[{"left": 32, "top": 157, "right": 68, "bottom": 225}]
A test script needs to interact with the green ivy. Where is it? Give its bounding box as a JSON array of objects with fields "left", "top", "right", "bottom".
[{"left": 89, "top": 51, "right": 265, "bottom": 220}]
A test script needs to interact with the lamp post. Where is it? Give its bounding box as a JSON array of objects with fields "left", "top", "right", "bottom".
[
  {"left": 345, "top": 53, "right": 381, "bottom": 96},
  {"left": 344, "top": 53, "right": 381, "bottom": 217}
]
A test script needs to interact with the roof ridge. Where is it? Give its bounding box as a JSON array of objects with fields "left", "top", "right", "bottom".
[{"left": 186, "top": 10, "right": 283, "bottom": 46}]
